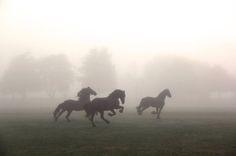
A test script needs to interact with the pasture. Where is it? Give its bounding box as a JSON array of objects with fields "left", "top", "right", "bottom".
[{"left": 0, "top": 105, "right": 236, "bottom": 156}]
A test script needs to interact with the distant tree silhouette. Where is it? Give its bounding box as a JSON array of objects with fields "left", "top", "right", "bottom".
[
  {"left": 38, "top": 54, "right": 74, "bottom": 97},
  {"left": 80, "top": 48, "right": 116, "bottom": 93},
  {"left": 206, "top": 65, "right": 236, "bottom": 93},
  {"left": 142, "top": 55, "right": 236, "bottom": 102},
  {"left": 0, "top": 53, "right": 41, "bottom": 98}
]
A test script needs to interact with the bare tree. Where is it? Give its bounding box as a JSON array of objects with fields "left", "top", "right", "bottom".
[
  {"left": 141, "top": 55, "right": 236, "bottom": 103},
  {"left": 38, "top": 54, "right": 74, "bottom": 97},
  {"left": 0, "top": 53, "right": 41, "bottom": 98},
  {"left": 80, "top": 48, "right": 116, "bottom": 93}
]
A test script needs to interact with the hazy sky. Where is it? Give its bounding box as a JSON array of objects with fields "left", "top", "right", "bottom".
[{"left": 0, "top": 0, "right": 236, "bottom": 76}]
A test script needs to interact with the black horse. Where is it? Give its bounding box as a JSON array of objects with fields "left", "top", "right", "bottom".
[
  {"left": 84, "top": 89, "right": 125, "bottom": 127},
  {"left": 53, "top": 87, "right": 97, "bottom": 122},
  {"left": 136, "top": 89, "right": 172, "bottom": 119}
]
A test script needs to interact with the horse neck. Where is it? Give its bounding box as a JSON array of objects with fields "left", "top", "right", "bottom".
[
  {"left": 156, "top": 92, "right": 167, "bottom": 102},
  {"left": 108, "top": 93, "right": 119, "bottom": 102},
  {"left": 79, "top": 94, "right": 90, "bottom": 103}
]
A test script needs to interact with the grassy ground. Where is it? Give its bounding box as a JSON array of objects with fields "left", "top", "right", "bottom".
[{"left": 0, "top": 109, "right": 235, "bottom": 156}]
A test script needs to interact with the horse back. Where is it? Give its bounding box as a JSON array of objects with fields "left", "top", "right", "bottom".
[
  {"left": 140, "top": 97, "right": 159, "bottom": 107},
  {"left": 91, "top": 98, "right": 109, "bottom": 106},
  {"left": 62, "top": 99, "right": 83, "bottom": 110},
  {"left": 85, "top": 97, "right": 114, "bottom": 111},
  {"left": 64, "top": 99, "right": 77, "bottom": 103}
]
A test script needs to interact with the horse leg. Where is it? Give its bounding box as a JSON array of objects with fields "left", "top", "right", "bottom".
[
  {"left": 56, "top": 109, "right": 66, "bottom": 121},
  {"left": 108, "top": 109, "right": 116, "bottom": 116},
  {"left": 119, "top": 106, "right": 124, "bottom": 113},
  {"left": 100, "top": 111, "right": 110, "bottom": 124},
  {"left": 65, "top": 110, "right": 72, "bottom": 122},
  {"left": 151, "top": 110, "right": 157, "bottom": 114},
  {"left": 139, "top": 105, "right": 149, "bottom": 115},
  {"left": 157, "top": 107, "right": 163, "bottom": 119},
  {"left": 90, "top": 112, "right": 96, "bottom": 127},
  {"left": 151, "top": 107, "right": 158, "bottom": 115}
]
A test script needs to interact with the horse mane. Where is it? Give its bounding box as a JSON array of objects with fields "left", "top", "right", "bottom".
[
  {"left": 80, "top": 88, "right": 91, "bottom": 95},
  {"left": 108, "top": 89, "right": 121, "bottom": 98},
  {"left": 157, "top": 89, "right": 169, "bottom": 98},
  {"left": 79, "top": 88, "right": 86, "bottom": 94}
]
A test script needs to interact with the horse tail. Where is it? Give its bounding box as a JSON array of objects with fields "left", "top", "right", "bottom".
[{"left": 53, "top": 103, "right": 63, "bottom": 118}]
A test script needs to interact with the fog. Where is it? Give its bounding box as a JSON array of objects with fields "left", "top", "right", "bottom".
[{"left": 0, "top": 0, "right": 236, "bottom": 111}]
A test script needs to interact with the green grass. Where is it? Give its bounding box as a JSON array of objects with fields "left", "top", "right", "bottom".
[{"left": 0, "top": 110, "right": 235, "bottom": 156}]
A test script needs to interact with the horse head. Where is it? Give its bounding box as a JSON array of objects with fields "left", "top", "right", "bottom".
[
  {"left": 115, "top": 89, "right": 125, "bottom": 104},
  {"left": 86, "top": 87, "right": 97, "bottom": 96},
  {"left": 109, "top": 89, "right": 126, "bottom": 104},
  {"left": 164, "top": 89, "right": 172, "bottom": 98},
  {"left": 119, "top": 90, "right": 126, "bottom": 104}
]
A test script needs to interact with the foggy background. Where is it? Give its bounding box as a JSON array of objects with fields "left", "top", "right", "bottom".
[{"left": 0, "top": 0, "right": 236, "bottom": 112}]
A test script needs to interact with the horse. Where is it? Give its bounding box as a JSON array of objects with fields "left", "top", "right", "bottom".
[
  {"left": 84, "top": 89, "right": 125, "bottom": 127},
  {"left": 53, "top": 87, "right": 97, "bottom": 122},
  {"left": 136, "top": 89, "right": 172, "bottom": 119}
]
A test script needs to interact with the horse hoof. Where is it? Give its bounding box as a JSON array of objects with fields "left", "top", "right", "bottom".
[
  {"left": 137, "top": 112, "right": 142, "bottom": 115},
  {"left": 151, "top": 111, "right": 157, "bottom": 114},
  {"left": 119, "top": 110, "right": 123, "bottom": 113},
  {"left": 108, "top": 113, "right": 112, "bottom": 116}
]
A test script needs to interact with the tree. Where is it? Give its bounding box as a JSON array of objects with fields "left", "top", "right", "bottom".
[
  {"left": 141, "top": 55, "right": 236, "bottom": 103},
  {"left": 38, "top": 54, "right": 74, "bottom": 97},
  {"left": 80, "top": 48, "right": 116, "bottom": 93},
  {"left": 0, "top": 53, "right": 41, "bottom": 98}
]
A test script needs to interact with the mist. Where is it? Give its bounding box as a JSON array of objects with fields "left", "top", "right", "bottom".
[
  {"left": 1, "top": 1, "right": 236, "bottom": 156},
  {"left": 0, "top": 49, "right": 236, "bottom": 112},
  {"left": 0, "top": 0, "right": 236, "bottom": 112}
]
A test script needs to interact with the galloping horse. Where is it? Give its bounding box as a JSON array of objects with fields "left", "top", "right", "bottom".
[
  {"left": 136, "top": 89, "right": 172, "bottom": 119},
  {"left": 53, "top": 87, "right": 97, "bottom": 122},
  {"left": 84, "top": 89, "right": 125, "bottom": 127}
]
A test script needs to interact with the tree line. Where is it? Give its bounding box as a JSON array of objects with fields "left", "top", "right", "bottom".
[
  {"left": 121, "top": 55, "right": 236, "bottom": 104},
  {"left": 0, "top": 51, "right": 235, "bottom": 104},
  {"left": 0, "top": 49, "right": 116, "bottom": 98}
]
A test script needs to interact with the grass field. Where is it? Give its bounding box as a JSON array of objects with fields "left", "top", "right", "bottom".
[{"left": 0, "top": 107, "right": 236, "bottom": 156}]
